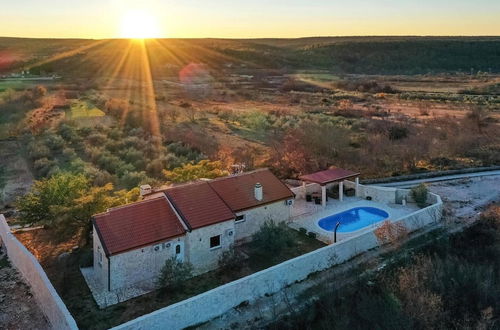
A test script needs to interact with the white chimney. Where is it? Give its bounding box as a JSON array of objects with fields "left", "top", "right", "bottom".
[
  {"left": 254, "top": 183, "right": 263, "bottom": 201},
  {"left": 140, "top": 184, "right": 152, "bottom": 197}
]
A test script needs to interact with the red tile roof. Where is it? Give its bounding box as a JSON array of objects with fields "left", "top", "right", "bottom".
[
  {"left": 165, "top": 182, "right": 235, "bottom": 230},
  {"left": 93, "top": 197, "right": 185, "bottom": 256},
  {"left": 208, "top": 169, "right": 294, "bottom": 212},
  {"left": 93, "top": 168, "right": 293, "bottom": 253},
  {"left": 299, "top": 168, "right": 360, "bottom": 185}
]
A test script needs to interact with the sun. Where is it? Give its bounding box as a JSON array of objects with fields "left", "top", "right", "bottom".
[{"left": 120, "top": 10, "right": 161, "bottom": 39}]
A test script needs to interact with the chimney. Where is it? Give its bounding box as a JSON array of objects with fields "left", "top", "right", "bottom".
[
  {"left": 254, "top": 183, "right": 263, "bottom": 201},
  {"left": 140, "top": 184, "right": 152, "bottom": 197}
]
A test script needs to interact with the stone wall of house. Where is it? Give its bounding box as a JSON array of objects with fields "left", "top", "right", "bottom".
[
  {"left": 112, "top": 192, "right": 443, "bottom": 330},
  {"left": 0, "top": 215, "right": 78, "bottom": 330},
  {"left": 92, "top": 226, "right": 109, "bottom": 290},
  {"left": 109, "top": 236, "right": 186, "bottom": 291},
  {"left": 234, "top": 201, "right": 292, "bottom": 242},
  {"left": 185, "top": 220, "right": 235, "bottom": 274}
]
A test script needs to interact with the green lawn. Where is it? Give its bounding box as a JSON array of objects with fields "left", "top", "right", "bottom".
[{"left": 67, "top": 100, "right": 105, "bottom": 119}]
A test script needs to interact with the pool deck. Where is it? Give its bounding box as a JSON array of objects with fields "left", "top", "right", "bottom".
[{"left": 289, "top": 196, "right": 420, "bottom": 244}]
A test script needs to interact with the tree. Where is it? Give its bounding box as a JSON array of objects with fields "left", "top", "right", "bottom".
[
  {"left": 218, "top": 245, "right": 244, "bottom": 273},
  {"left": 16, "top": 172, "right": 140, "bottom": 244},
  {"left": 54, "top": 183, "right": 115, "bottom": 243},
  {"left": 466, "top": 106, "right": 490, "bottom": 133},
  {"left": 374, "top": 220, "right": 408, "bottom": 247},
  {"left": 165, "top": 106, "right": 180, "bottom": 123},
  {"left": 411, "top": 184, "right": 428, "bottom": 208},
  {"left": 157, "top": 257, "right": 193, "bottom": 293},
  {"left": 252, "top": 221, "right": 296, "bottom": 259},
  {"left": 163, "top": 160, "right": 228, "bottom": 183},
  {"left": 16, "top": 173, "right": 89, "bottom": 225},
  {"left": 33, "top": 85, "right": 47, "bottom": 99}
]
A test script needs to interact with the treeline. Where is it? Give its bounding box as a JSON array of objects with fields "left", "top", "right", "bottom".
[
  {"left": 293, "top": 39, "right": 500, "bottom": 74},
  {"left": 4, "top": 37, "right": 500, "bottom": 76}
]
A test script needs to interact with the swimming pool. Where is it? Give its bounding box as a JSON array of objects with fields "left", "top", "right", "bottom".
[{"left": 318, "top": 207, "right": 389, "bottom": 233}]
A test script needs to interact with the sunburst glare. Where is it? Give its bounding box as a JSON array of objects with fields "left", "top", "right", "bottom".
[{"left": 120, "top": 10, "right": 161, "bottom": 39}]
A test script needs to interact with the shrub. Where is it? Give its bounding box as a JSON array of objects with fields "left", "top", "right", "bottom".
[
  {"left": 157, "top": 257, "right": 194, "bottom": 292},
  {"left": 299, "top": 227, "right": 307, "bottom": 235},
  {"left": 388, "top": 126, "right": 409, "bottom": 140},
  {"left": 218, "top": 246, "right": 244, "bottom": 273},
  {"left": 78, "top": 249, "right": 93, "bottom": 268},
  {"left": 252, "top": 221, "right": 296, "bottom": 258},
  {"left": 119, "top": 171, "right": 149, "bottom": 190},
  {"left": 33, "top": 158, "right": 58, "bottom": 177},
  {"left": 411, "top": 184, "right": 428, "bottom": 208},
  {"left": 27, "top": 142, "right": 51, "bottom": 160},
  {"left": 307, "top": 232, "right": 317, "bottom": 239}
]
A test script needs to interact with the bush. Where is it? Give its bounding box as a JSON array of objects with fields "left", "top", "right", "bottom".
[
  {"left": 33, "top": 158, "right": 58, "bottom": 177},
  {"left": 157, "top": 257, "right": 194, "bottom": 293},
  {"left": 411, "top": 184, "right": 428, "bottom": 208},
  {"left": 218, "top": 246, "right": 244, "bottom": 273},
  {"left": 252, "top": 221, "right": 296, "bottom": 258},
  {"left": 388, "top": 126, "right": 409, "bottom": 140},
  {"left": 307, "top": 232, "right": 317, "bottom": 239},
  {"left": 119, "top": 171, "right": 149, "bottom": 190}
]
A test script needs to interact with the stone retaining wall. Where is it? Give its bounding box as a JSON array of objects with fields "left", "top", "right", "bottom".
[{"left": 0, "top": 215, "right": 78, "bottom": 330}]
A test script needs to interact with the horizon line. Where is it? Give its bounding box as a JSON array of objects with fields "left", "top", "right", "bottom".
[{"left": 1, "top": 35, "right": 500, "bottom": 41}]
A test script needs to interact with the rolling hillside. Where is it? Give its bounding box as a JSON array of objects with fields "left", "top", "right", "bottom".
[{"left": 1, "top": 36, "right": 499, "bottom": 76}]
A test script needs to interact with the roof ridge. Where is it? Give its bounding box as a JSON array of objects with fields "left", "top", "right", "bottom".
[
  {"left": 93, "top": 197, "right": 165, "bottom": 217},
  {"left": 208, "top": 167, "right": 270, "bottom": 183},
  {"left": 206, "top": 181, "right": 237, "bottom": 217},
  {"left": 150, "top": 168, "right": 271, "bottom": 194}
]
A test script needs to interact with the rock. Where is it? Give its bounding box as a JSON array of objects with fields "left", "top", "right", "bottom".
[{"left": 57, "top": 252, "right": 71, "bottom": 263}]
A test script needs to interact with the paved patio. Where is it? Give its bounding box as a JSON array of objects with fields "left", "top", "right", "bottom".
[
  {"left": 81, "top": 267, "right": 156, "bottom": 308},
  {"left": 289, "top": 196, "right": 420, "bottom": 244}
]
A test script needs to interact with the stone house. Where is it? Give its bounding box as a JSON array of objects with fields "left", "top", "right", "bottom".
[{"left": 91, "top": 168, "right": 294, "bottom": 292}]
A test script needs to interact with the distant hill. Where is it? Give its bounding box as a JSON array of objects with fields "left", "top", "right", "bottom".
[{"left": 1, "top": 36, "right": 499, "bottom": 76}]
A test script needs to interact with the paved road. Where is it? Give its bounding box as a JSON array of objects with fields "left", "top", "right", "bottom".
[{"left": 371, "top": 170, "right": 500, "bottom": 188}]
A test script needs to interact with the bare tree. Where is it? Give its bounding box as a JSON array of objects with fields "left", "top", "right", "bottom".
[{"left": 466, "top": 105, "right": 490, "bottom": 133}]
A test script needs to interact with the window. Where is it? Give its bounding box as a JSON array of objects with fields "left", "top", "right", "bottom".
[
  {"left": 210, "top": 235, "right": 221, "bottom": 249},
  {"left": 98, "top": 250, "right": 103, "bottom": 267},
  {"left": 175, "top": 244, "right": 181, "bottom": 254},
  {"left": 235, "top": 214, "right": 246, "bottom": 223}
]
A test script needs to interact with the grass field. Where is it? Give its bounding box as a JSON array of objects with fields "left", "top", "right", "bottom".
[{"left": 67, "top": 100, "right": 105, "bottom": 119}]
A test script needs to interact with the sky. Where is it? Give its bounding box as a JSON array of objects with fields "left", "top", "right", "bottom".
[{"left": 0, "top": 0, "right": 499, "bottom": 39}]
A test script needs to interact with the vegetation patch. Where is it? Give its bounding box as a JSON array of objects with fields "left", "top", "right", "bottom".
[{"left": 67, "top": 100, "right": 105, "bottom": 119}]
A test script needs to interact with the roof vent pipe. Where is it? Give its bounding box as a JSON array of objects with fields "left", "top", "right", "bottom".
[{"left": 254, "top": 183, "right": 263, "bottom": 201}]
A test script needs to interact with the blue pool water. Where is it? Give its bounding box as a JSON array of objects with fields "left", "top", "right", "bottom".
[{"left": 318, "top": 207, "right": 389, "bottom": 233}]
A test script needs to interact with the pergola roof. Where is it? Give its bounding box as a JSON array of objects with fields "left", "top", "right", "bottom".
[{"left": 299, "top": 168, "right": 360, "bottom": 185}]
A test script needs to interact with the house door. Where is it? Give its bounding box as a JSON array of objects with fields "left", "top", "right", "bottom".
[{"left": 174, "top": 242, "right": 184, "bottom": 262}]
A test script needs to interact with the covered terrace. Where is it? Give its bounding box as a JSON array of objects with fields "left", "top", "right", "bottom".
[{"left": 298, "top": 168, "right": 360, "bottom": 207}]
